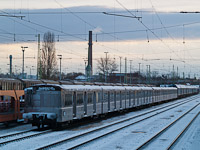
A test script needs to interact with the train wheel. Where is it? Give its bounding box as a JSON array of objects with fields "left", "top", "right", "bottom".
[
  {"left": 4, "top": 122, "right": 9, "bottom": 127},
  {"left": 37, "top": 124, "right": 41, "bottom": 129}
]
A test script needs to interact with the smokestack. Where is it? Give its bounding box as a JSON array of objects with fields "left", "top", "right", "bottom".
[
  {"left": 88, "top": 31, "right": 93, "bottom": 76},
  {"left": 9, "top": 55, "right": 12, "bottom": 77}
]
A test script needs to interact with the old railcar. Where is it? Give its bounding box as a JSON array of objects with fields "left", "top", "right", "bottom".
[{"left": 23, "top": 84, "right": 180, "bottom": 128}]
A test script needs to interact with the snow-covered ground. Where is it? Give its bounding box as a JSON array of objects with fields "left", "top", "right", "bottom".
[
  {"left": 0, "top": 123, "right": 36, "bottom": 137},
  {"left": 1, "top": 94, "right": 200, "bottom": 150},
  {"left": 172, "top": 111, "right": 200, "bottom": 150}
]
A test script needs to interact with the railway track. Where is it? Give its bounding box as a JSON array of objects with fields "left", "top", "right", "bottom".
[
  {"left": 0, "top": 129, "right": 35, "bottom": 139},
  {"left": 167, "top": 111, "right": 200, "bottom": 150},
  {"left": 35, "top": 95, "right": 200, "bottom": 150},
  {"left": 136, "top": 103, "right": 200, "bottom": 150},
  {"left": 0, "top": 129, "right": 52, "bottom": 146}
]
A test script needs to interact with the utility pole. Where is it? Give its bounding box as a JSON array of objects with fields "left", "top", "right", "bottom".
[
  {"left": 104, "top": 52, "right": 108, "bottom": 83},
  {"left": 129, "top": 60, "right": 133, "bottom": 84},
  {"left": 119, "top": 56, "right": 122, "bottom": 83},
  {"left": 138, "top": 63, "right": 141, "bottom": 83},
  {"left": 9, "top": 55, "right": 12, "bottom": 77},
  {"left": 149, "top": 65, "right": 151, "bottom": 84},
  {"left": 21, "top": 46, "right": 28, "bottom": 79},
  {"left": 149, "top": 65, "right": 151, "bottom": 78},
  {"left": 57, "top": 55, "right": 62, "bottom": 80},
  {"left": 125, "top": 57, "right": 127, "bottom": 84},
  {"left": 173, "top": 64, "right": 175, "bottom": 79},
  {"left": 146, "top": 65, "right": 150, "bottom": 84},
  {"left": 37, "top": 34, "right": 41, "bottom": 79},
  {"left": 177, "top": 66, "right": 179, "bottom": 78}
]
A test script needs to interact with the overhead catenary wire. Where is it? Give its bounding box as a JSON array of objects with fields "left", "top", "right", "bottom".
[{"left": 115, "top": 0, "right": 186, "bottom": 61}]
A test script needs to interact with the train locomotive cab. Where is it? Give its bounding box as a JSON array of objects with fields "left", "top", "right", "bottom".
[{"left": 23, "top": 85, "right": 60, "bottom": 128}]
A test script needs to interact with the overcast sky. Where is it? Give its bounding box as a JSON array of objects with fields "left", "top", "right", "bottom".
[{"left": 0, "top": 0, "right": 200, "bottom": 77}]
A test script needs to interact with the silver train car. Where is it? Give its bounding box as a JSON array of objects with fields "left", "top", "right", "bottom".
[{"left": 23, "top": 84, "right": 198, "bottom": 128}]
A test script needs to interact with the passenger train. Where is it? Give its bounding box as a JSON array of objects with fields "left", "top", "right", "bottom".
[{"left": 23, "top": 84, "right": 199, "bottom": 128}]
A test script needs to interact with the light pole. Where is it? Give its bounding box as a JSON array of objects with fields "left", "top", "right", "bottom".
[
  {"left": 138, "top": 63, "right": 141, "bottom": 83},
  {"left": 119, "top": 56, "right": 122, "bottom": 83},
  {"left": 21, "top": 46, "right": 28, "bottom": 79},
  {"left": 129, "top": 60, "right": 133, "bottom": 84},
  {"left": 57, "top": 55, "right": 62, "bottom": 80},
  {"left": 125, "top": 57, "right": 127, "bottom": 84},
  {"left": 104, "top": 52, "right": 108, "bottom": 83},
  {"left": 146, "top": 65, "right": 149, "bottom": 84}
]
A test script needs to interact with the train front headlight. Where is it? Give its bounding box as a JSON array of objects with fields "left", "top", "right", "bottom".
[{"left": 63, "top": 111, "right": 66, "bottom": 116}]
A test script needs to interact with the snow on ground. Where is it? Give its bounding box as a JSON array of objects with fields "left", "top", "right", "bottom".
[
  {"left": 172, "top": 111, "right": 200, "bottom": 150},
  {"left": 0, "top": 123, "right": 35, "bottom": 137},
  {"left": 71, "top": 97, "right": 200, "bottom": 150}
]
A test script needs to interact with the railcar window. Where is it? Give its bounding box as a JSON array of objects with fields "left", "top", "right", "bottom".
[
  {"left": 88, "top": 93, "right": 93, "bottom": 104},
  {"left": 110, "top": 92, "right": 114, "bottom": 102},
  {"left": 97, "top": 92, "right": 102, "bottom": 103},
  {"left": 116, "top": 92, "right": 120, "bottom": 101},
  {"left": 121, "top": 92, "right": 126, "bottom": 100},
  {"left": 126, "top": 91, "right": 130, "bottom": 100},
  {"left": 2, "top": 82, "right": 5, "bottom": 90},
  {"left": 65, "top": 94, "right": 72, "bottom": 106},
  {"left": 103, "top": 92, "right": 108, "bottom": 102},
  {"left": 96, "top": 92, "right": 101, "bottom": 103},
  {"left": 77, "top": 93, "right": 83, "bottom": 105}
]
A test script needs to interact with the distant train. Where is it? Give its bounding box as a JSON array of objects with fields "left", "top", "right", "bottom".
[{"left": 23, "top": 84, "right": 199, "bottom": 128}]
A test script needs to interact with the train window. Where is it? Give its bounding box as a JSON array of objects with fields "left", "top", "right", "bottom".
[
  {"left": 2, "top": 82, "right": 5, "bottom": 90},
  {"left": 88, "top": 93, "right": 93, "bottom": 104},
  {"left": 110, "top": 92, "right": 114, "bottom": 102},
  {"left": 65, "top": 93, "right": 72, "bottom": 106},
  {"left": 77, "top": 93, "right": 83, "bottom": 105},
  {"left": 121, "top": 92, "right": 126, "bottom": 100},
  {"left": 116, "top": 92, "right": 120, "bottom": 101},
  {"left": 97, "top": 92, "right": 102, "bottom": 103},
  {"left": 126, "top": 91, "right": 130, "bottom": 100},
  {"left": 103, "top": 92, "right": 108, "bottom": 102}
]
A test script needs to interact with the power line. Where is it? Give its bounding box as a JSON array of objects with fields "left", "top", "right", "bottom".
[{"left": 115, "top": 0, "right": 183, "bottom": 59}]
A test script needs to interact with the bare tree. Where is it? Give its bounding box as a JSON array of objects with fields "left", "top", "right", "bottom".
[
  {"left": 97, "top": 55, "right": 118, "bottom": 75},
  {"left": 41, "top": 31, "right": 57, "bottom": 79}
]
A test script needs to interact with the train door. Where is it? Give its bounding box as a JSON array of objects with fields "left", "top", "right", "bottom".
[
  {"left": 129, "top": 91, "right": 131, "bottom": 107},
  {"left": 101, "top": 90, "right": 104, "bottom": 113},
  {"left": 93, "top": 92, "right": 96, "bottom": 113},
  {"left": 114, "top": 92, "right": 116, "bottom": 110},
  {"left": 132, "top": 91, "right": 135, "bottom": 106},
  {"left": 120, "top": 91, "right": 122, "bottom": 109},
  {"left": 84, "top": 92, "right": 87, "bottom": 115},
  {"left": 73, "top": 92, "right": 77, "bottom": 118},
  {"left": 108, "top": 91, "right": 110, "bottom": 111}
]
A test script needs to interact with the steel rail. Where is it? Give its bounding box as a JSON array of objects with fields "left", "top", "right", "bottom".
[
  {"left": 167, "top": 111, "right": 200, "bottom": 150},
  {"left": 136, "top": 103, "right": 200, "bottom": 150},
  {"left": 0, "top": 129, "right": 52, "bottom": 146},
  {"left": 0, "top": 129, "right": 35, "bottom": 139}
]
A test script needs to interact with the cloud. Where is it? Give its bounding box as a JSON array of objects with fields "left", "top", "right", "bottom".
[
  {"left": 92, "top": 27, "right": 103, "bottom": 34},
  {"left": 0, "top": 5, "right": 200, "bottom": 44}
]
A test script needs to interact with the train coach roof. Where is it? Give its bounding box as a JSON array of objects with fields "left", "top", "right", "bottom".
[
  {"left": 152, "top": 87, "right": 177, "bottom": 90},
  {"left": 60, "top": 85, "right": 102, "bottom": 91},
  {"left": 175, "top": 84, "right": 199, "bottom": 89},
  {"left": 31, "top": 84, "right": 179, "bottom": 91},
  {"left": 124, "top": 86, "right": 151, "bottom": 90},
  {"left": 0, "top": 78, "right": 20, "bottom": 82}
]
